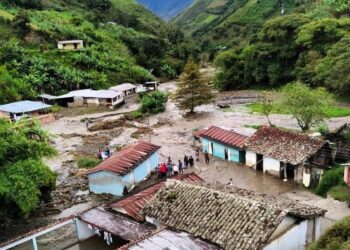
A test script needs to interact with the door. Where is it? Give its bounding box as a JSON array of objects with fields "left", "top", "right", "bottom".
[
  {"left": 224, "top": 148, "right": 229, "bottom": 160},
  {"left": 286, "top": 163, "right": 295, "bottom": 179},
  {"left": 256, "top": 154, "right": 263, "bottom": 171},
  {"left": 208, "top": 142, "right": 214, "bottom": 154}
]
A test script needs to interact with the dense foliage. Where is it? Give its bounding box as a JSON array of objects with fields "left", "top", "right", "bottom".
[
  {"left": 174, "top": 58, "right": 214, "bottom": 113},
  {"left": 139, "top": 91, "right": 168, "bottom": 114},
  {"left": 316, "top": 166, "right": 344, "bottom": 197},
  {"left": 0, "top": 0, "right": 199, "bottom": 104},
  {"left": 308, "top": 216, "right": 350, "bottom": 250},
  {"left": 0, "top": 119, "right": 56, "bottom": 220}
]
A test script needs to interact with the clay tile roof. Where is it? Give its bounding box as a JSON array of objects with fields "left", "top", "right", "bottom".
[
  {"left": 200, "top": 126, "right": 248, "bottom": 149},
  {"left": 141, "top": 181, "right": 326, "bottom": 250},
  {"left": 110, "top": 173, "right": 204, "bottom": 221},
  {"left": 87, "top": 141, "right": 160, "bottom": 176},
  {"left": 245, "top": 126, "right": 326, "bottom": 165}
]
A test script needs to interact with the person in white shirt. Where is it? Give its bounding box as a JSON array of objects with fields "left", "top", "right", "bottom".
[{"left": 173, "top": 163, "right": 179, "bottom": 176}]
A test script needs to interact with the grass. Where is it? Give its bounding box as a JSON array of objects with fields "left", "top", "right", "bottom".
[
  {"left": 77, "top": 157, "right": 102, "bottom": 168},
  {"left": 329, "top": 185, "right": 350, "bottom": 201},
  {"left": 247, "top": 102, "right": 350, "bottom": 118},
  {"left": 244, "top": 124, "right": 261, "bottom": 129}
]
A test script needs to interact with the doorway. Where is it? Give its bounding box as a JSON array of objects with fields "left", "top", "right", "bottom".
[
  {"left": 209, "top": 142, "right": 214, "bottom": 154},
  {"left": 286, "top": 164, "right": 295, "bottom": 179},
  {"left": 256, "top": 154, "right": 263, "bottom": 171},
  {"left": 224, "top": 148, "right": 229, "bottom": 160}
]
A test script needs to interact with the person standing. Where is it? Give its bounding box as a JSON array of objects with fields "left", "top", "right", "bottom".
[
  {"left": 173, "top": 163, "right": 179, "bottom": 176},
  {"left": 105, "top": 146, "right": 110, "bottom": 158},
  {"left": 167, "top": 162, "right": 173, "bottom": 177},
  {"left": 189, "top": 156, "right": 194, "bottom": 167},
  {"left": 195, "top": 148, "right": 200, "bottom": 161},
  {"left": 160, "top": 163, "right": 167, "bottom": 179},
  {"left": 178, "top": 160, "right": 183, "bottom": 174},
  {"left": 204, "top": 150, "right": 210, "bottom": 164},
  {"left": 184, "top": 155, "right": 189, "bottom": 168}
]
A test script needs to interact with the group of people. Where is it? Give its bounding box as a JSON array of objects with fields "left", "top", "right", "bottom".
[
  {"left": 97, "top": 146, "right": 111, "bottom": 161},
  {"left": 157, "top": 157, "right": 184, "bottom": 178}
]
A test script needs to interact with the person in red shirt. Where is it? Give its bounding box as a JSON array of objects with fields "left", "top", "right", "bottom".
[{"left": 160, "top": 163, "right": 167, "bottom": 179}]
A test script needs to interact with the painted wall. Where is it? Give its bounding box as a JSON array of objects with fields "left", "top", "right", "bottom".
[
  {"left": 344, "top": 166, "right": 350, "bottom": 186},
  {"left": 200, "top": 138, "right": 243, "bottom": 163},
  {"left": 88, "top": 171, "right": 124, "bottom": 196},
  {"left": 75, "top": 219, "right": 95, "bottom": 241},
  {"left": 264, "top": 220, "right": 308, "bottom": 250},
  {"left": 246, "top": 151, "right": 257, "bottom": 167},
  {"left": 263, "top": 157, "right": 281, "bottom": 177}
]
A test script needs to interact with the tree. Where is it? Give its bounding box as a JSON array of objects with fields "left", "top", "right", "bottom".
[
  {"left": 281, "top": 82, "right": 332, "bottom": 132},
  {"left": 139, "top": 91, "right": 167, "bottom": 114},
  {"left": 260, "top": 91, "right": 274, "bottom": 126},
  {"left": 174, "top": 58, "right": 214, "bottom": 113},
  {"left": 0, "top": 119, "right": 56, "bottom": 220},
  {"left": 12, "top": 10, "right": 31, "bottom": 38}
]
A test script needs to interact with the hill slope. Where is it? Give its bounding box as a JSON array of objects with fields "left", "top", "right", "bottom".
[
  {"left": 0, "top": 0, "right": 194, "bottom": 103},
  {"left": 137, "top": 0, "right": 193, "bottom": 20}
]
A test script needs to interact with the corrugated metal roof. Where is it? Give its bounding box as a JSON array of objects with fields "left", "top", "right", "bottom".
[
  {"left": 245, "top": 126, "right": 326, "bottom": 165},
  {"left": 110, "top": 83, "right": 137, "bottom": 92},
  {"left": 78, "top": 208, "right": 153, "bottom": 241},
  {"left": 55, "top": 89, "right": 122, "bottom": 99},
  {"left": 200, "top": 126, "right": 248, "bottom": 149},
  {"left": 110, "top": 173, "right": 204, "bottom": 221},
  {"left": 0, "top": 100, "right": 51, "bottom": 114},
  {"left": 88, "top": 141, "right": 161, "bottom": 176}
]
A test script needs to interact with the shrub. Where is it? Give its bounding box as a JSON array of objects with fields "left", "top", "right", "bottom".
[
  {"left": 77, "top": 157, "right": 101, "bottom": 168},
  {"left": 316, "top": 166, "right": 344, "bottom": 197},
  {"left": 316, "top": 123, "right": 329, "bottom": 135},
  {"left": 139, "top": 91, "right": 168, "bottom": 114},
  {"left": 125, "top": 110, "right": 143, "bottom": 120}
]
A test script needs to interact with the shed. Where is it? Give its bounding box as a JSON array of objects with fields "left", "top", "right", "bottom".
[
  {"left": 199, "top": 126, "right": 248, "bottom": 163},
  {"left": 0, "top": 100, "right": 54, "bottom": 123},
  {"left": 141, "top": 180, "right": 326, "bottom": 250},
  {"left": 87, "top": 141, "right": 161, "bottom": 196},
  {"left": 57, "top": 40, "right": 83, "bottom": 50},
  {"left": 143, "top": 81, "right": 158, "bottom": 91},
  {"left": 245, "top": 126, "right": 332, "bottom": 184},
  {"left": 109, "top": 83, "right": 137, "bottom": 97}
]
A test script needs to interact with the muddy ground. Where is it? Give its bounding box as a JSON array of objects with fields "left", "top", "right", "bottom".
[{"left": 2, "top": 71, "right": 350, "bottom": 244}]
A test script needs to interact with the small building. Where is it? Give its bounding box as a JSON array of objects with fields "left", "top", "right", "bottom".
[
  {"left": 0, "top": 100, "right": 54, "bottom": 123},
  {"left": 109, "top": 83, "right": 137, "bottom": 97},
  {"left": 199, "top": 126, "right": 248, "bottom": 163},
  {"left": 325, "top": 123, "right": 350, "bottom": 161},
  {"left": 87, "top": 141, "right": 161, "bottom": 196},
  {"left": 40, "top": 89, "right": 124, "bottom": 108},
  {"left": 57, "top": 40, "right": 83, "bottom": 50},
  {"left": 343, "top": 163, "right": 350, "bottom": 186},
  {"left": 245, "top": 126, "right": 332, "bottom": 184},
  {"left": 144, "top": 81, "right": 158, "bottom": 91},
  {"left": 141, "top": 180, "right": 326, "bottom": 250}
]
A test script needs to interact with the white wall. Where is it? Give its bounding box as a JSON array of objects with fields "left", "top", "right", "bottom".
[
  {"left": 263, "top": 157, "right": 281, "bottom": 175},
  {"left": 246, "top": 151, "right": 256, "bottom": 167},
  {"left": 75, "top": 219, "right": 95, "bottom": 241},
  {"left": 264, "top": 220, "right": 308, "bottom": 250}
]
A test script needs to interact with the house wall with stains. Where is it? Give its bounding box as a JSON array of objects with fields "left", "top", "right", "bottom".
[
  {"left": 88, "top": 171, "right": 124, "bottom": 196},
  {"left": 200, "top": 138, "right": 244, "bottom": 163}
]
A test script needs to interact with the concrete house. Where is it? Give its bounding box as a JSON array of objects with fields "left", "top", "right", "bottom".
[
  {"left": 0, "top": 100, "right": 54, "bottom": 124},
  {"left": 41, "top": 89, "right": 124, "bottom": 108},
  {"left": 57, "top": 40, "right": 83, "bottom": 50},
  {"left": 87, "top": 141, "right": 160, "bottom": 196},
  {"left": 109, "top": 83, "right": 137, "bottom": 97},
  {"left": 199, "top": 126, "right": 248, "bottom": 163},
  {"left": 141, "top": 180, "right": 326, "bottom": 250},
  {"left": 245, "top": 126, "right": 332, "bottom": 185}
]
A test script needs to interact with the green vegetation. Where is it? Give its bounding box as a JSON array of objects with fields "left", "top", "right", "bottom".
[
  {"left": 77, "top": 157, "right": 102, "bottom": 168},
  {"left": 0, "top": 0, "right": 200, "bottom": 104},
  {"left": 174, "top": 58, "right": 214, "bottom": 113},
  {"left": 308, "top": 216, "right": 350, "bottom": 250},
  {"left": 329, "top": 186, "right": 350, "bottom": 202},
  {"left": 316, "top": 166, "right": 344, "bottom": 197},
  {"left": 0, "top": 118, "right": 56, "bottom": 221},
  {"left": 139, "top": 91, "right": 168, "bottom": 114}
]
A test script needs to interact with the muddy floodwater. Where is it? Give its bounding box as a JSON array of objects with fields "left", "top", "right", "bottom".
[{"left": 67, "top": 236, "right": 122, "bottom": 250}]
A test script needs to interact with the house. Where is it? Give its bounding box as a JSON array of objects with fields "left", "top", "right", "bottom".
[
  {"left": 109, "top": 83, "right": 137, "bottom": 97},
  {"left": 245, "top": 126, "right": 332, "bottom": 185},
  {"left": 343, "top": 163, "right": 350, "bottom": 186},
  {"left": 87, "top": 141, "right": 160, "bottom": 196},
  {"left": 0, "top": 100, "right": 54, "bottom": 124},
  {"left": 144, "top": 81, "right": 158, "bottom": 91},
  {"left": 199, "top": 126, "right": 248, "bottom": 163},
  {"left": 141, "top": 180, "right": 326, "bottom": 250},
  {"left": 57, "top": 40, "right": 83, "bottom": 50},
  {"left": 40, "top": 89, "right": 124, "bottom": 108}
]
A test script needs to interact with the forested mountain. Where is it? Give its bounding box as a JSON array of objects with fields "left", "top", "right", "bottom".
[
  {"left": 0, "top": 0, "right": 198, "bottom": 104},
  {"left": 137, "top": 0, "right": 193, "bottom": 20},
  {"left": 172, "top": 0, "right": 350, "bottom": 93}
]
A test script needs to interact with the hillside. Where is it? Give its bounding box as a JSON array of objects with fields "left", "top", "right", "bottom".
[
  {"left": 0, "top": 0, "right": 195, "bottom": 104},
  {"left": 137, "top": 0, "right": 193, "bottom": 20}
]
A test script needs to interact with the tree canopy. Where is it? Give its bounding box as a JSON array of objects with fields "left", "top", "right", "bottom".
[
  {"left": 0, "top": 119, "right": 56, "bottom": 220},
  {"left": 174, "top": 58, "right": 214, "bottom": 113}
]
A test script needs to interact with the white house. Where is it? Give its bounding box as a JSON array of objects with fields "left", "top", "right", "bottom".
[
  {"left": 57, "top": 40, "right": 83, "bottom": 50},
  {"left": 109, "top": 83, "right": 137, "bottom": 97}
]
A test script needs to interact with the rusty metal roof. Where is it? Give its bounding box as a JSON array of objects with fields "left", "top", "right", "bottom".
[
  {"left": 110, "top": 173, "right": 204, "bottom": 221},
  {"left": 78, "top": 208, "right": 153, "bottom": 241},
  {"left": 88, "top": 141, "right": 160, "bottom": 176},
  {"left": 245, "top": 126, "right": 326, "bottom": 165},
  {"left": 200, "top": 126, "right": 248, "bottom": 149}
]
